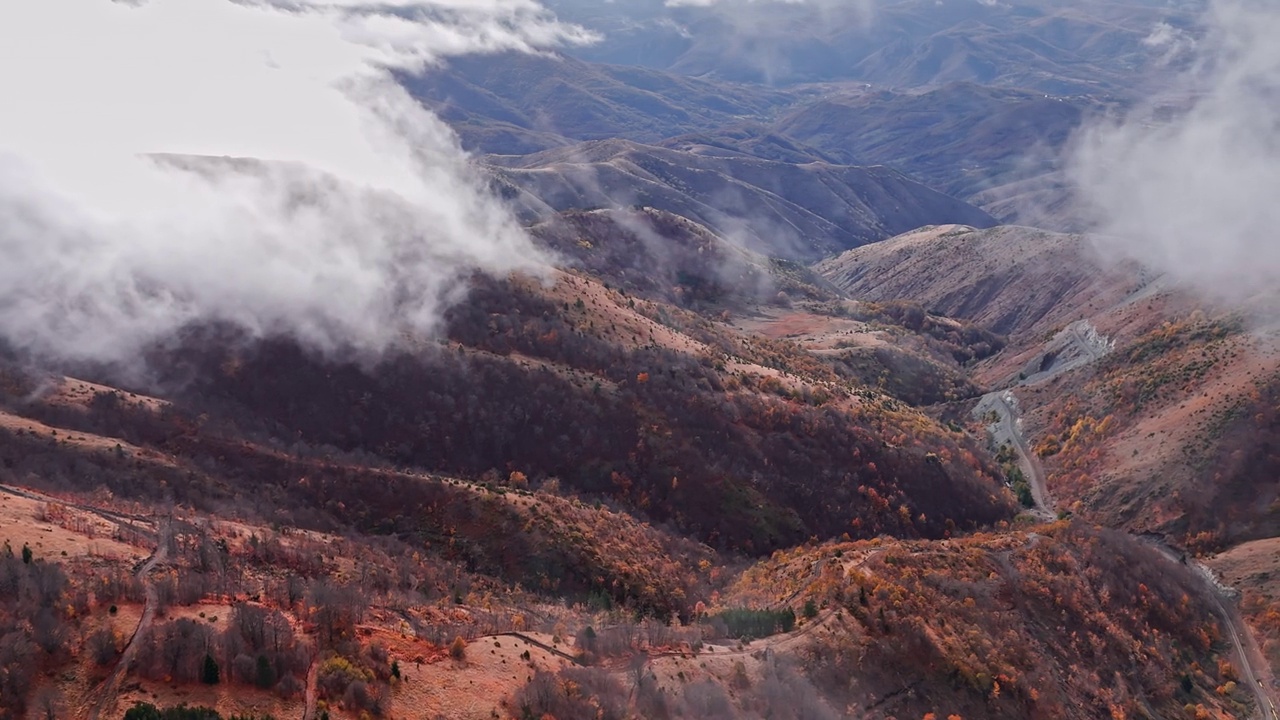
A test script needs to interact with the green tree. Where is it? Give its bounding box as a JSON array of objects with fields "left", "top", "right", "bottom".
[
  {"left": 803, "top": 599, "right": 819, "bottom": 620},
  {"left": 202, "top": 654, "right": 220, "bottom": 685},
  {"left": 254, "top": 655, "right": 275, "bottom": 689},
  {"left": 21, "top": 543, "right": 32, "bottom": 564},
  {"left": 124, "top": 702, "right": 163, "bottom": 720}
]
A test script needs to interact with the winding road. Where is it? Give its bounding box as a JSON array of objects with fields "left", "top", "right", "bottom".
[
  {"left": 982, "top": 390, "right": 1277, "bottom": 719},
  {"left": 1144, "top": 540, "right": 1279, "bottom": 720},
  {"left": 88, "top": 517, "right": 171, "bottom": 720},
  {"left": 977, "top": 391, "right": 1054, "bottom": 521},
  {"left": 1216, "top": 589, "right": 1278, "bottom": 720}
]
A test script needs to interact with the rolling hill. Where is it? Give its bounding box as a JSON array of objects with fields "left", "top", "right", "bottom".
[
  {"left": 548, "top": 0, "right": 1201, "bottom": 92},
  {"left": 487, "top": 139, "right": 998, "bottom": 261},
  {"left": 6, "top": 0, "right": 1280, "bottom": 717},
  {"left": 401, "top": 52, "right": 797, "bottom": 156},
  {"left": 820, "top": 223, "right": 1280, "bottom": 556},
  {"left": 777, "top": 84, "right": 1107, "bottom": 228}
]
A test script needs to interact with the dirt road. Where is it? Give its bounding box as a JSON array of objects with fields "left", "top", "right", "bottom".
[
  {"left": 975, "top": 390, "right": 1054, "bottom": 521},
  {"left": 302, "top": 657, "right": 319, "bottom": 720},
  {"left": 88, "top": 517, "right": 171, "bottom": 720}
]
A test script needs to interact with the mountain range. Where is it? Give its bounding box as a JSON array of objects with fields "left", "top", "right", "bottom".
[{"left": 3, "top": 1, "right": 1277, "bottom": 719}]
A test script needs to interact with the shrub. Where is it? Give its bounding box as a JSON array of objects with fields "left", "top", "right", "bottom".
[
  {"left": 276, "top": 672, "right": 305, "bottom": 699},
  {"left": 89, "top": 628, "right": 120, "bottom": 666},
  {"left": 317, "top": 656, "right": 374, "bottom": 701},
  {"left": 449, "top": 636, "right": 467, "bottom": 661},
  {"left": 122, "top": 702, "right": 277, "bottom": 720}
]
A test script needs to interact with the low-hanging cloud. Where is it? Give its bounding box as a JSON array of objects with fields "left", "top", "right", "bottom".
[
  {"left": 1068, "top": 0, "right": 1280, "bottom": 302},
  {"left": 0, "top": 0, "right": 595, "bottom": 366},
  {"left": 661, "top": 0, "right": 876, "bottom": 84}
]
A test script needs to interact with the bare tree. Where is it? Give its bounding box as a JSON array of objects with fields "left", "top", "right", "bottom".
[
  {"left": 34, "top": 687, "right": 64, "bottom": 720},
  {"left": 88, "top": 628, "right": 120, "bottom": 666}
]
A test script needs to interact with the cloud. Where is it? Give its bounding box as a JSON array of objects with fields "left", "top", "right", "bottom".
[
  {"left": 664, "top": 0, "right": 872, "bottom": 20},
  {"left": 659, "top": 0, "right": 876, "bottom": 84},
  {"left": 1142, "top": 20, "right": 1198, "bottom": 67},
  {"left": 0, "top": 0, "right": 594, "bottom": 366},
  {"left": 666, "top": 0, "right": 832, "bottom": 6},
  {"left": 1067, "top": 0, "right": 1280, "bottom": 302},
  {"left": 666, "top": 0, "right": 808, "bottom": 5}
]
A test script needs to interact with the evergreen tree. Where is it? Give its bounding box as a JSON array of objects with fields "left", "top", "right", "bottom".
[
  {"left": 254, "top": 655, "right": 275, "bottom": 689},
  {"left": 202, "top": 654, "right": 220, "bottom": 685}
]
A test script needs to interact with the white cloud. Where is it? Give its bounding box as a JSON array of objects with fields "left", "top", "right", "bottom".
[
  {"left": 666, "top": 0, "right": 809, "bottom": 5},
  {"left": 0, "top": 0, "right": 594, "bottom": 365},
  {"left": 1068, "top": 0, "right": 1280, "bottom": 302}
]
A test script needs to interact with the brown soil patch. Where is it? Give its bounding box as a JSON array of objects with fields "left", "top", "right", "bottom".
[
  {"left": 1210, "top": 538, "right": 1280, "bottom": 600},
  {"left": 380, "top": 630, "right": 576, "bottom": 720},
  {"left": 734, "top": 308, "right": 892, "bottom": 352},
  {"left": 117, "top": 680, "right": 305, "bottom": 720},
  {"left": 45, "top": 376, "right": 168, "bottom": 412},
  {"left": 0, "top": 408, "right": 175, "bottom": 467},
  {"left": 0, "top": 490, "right": 144, "bottom": 562}
]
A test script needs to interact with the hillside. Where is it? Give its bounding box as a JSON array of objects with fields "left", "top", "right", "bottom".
[
  {"left": 816, "top": 225, "right": 1146, "bottom": 339},
  {"left": 5, "top": 219, "right": 1278, "bottom": 718},
  {"left": 0, "top": 467, "right": 1247, "bottom": 720},
  {"left": 488, "top": 140, "right": 998, "bottom": 261},
  {"left": 776, "top": 84, "right": 1105, "bottom": 228},
  {"left": 708, "top": 525, "right": 1245, "bottom": 720},
  {"left": 819, "top": 222, "right": 1280, "bottom": 614},
  {"left": 149, "top": 271, "right": 1014, "bottom": 555},
  {"left": 404, "top": 50, "right": 1112, "bottom": 230},
  {"left": 549, "top": 0, "right": 1198, "bottom": 93},
  {"left": 401, "top": 52, "right": 796, "bottom": 156},
  {"left": 0, "top": 209, "right": 1031, "bottom": 718},
  {"left": 1210, "top": 538, "right": 1280, "bottom": 681},
  {"left": 0, "top": 212, "right": 1021, "bottom": 562},
  {"left": 528, "top": 207, "right": 842, "bottom": 309},
  {"left": 8, "top": 0, "right": 1280, "bottom": 718}
]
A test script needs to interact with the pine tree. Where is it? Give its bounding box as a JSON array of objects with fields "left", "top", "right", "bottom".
[
  {"left": 255, "top": 655, "right": 275, "bottom": 689},
  {"left": 202, "top": 654, "right": 220, "bottom": 685}
]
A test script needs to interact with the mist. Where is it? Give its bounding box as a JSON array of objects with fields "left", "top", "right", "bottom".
[
  {"left": 1068, "top": 0, "right": 1280, "bottom": 302},
  {"left": 0, "top": 0, "right": 594, "bottom": 366}
]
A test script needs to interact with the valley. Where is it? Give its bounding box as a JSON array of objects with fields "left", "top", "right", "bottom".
[
  {"left": 4, "top": 1, "right": 1279, "bottom": 719},
  {"left": 4, "top": 215, "right": 1278, "bottom": 719}
]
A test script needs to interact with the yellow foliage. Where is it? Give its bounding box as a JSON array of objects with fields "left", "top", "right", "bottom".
[{"left": 449, "top": 635, "right": 468, "bottom": 660}]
